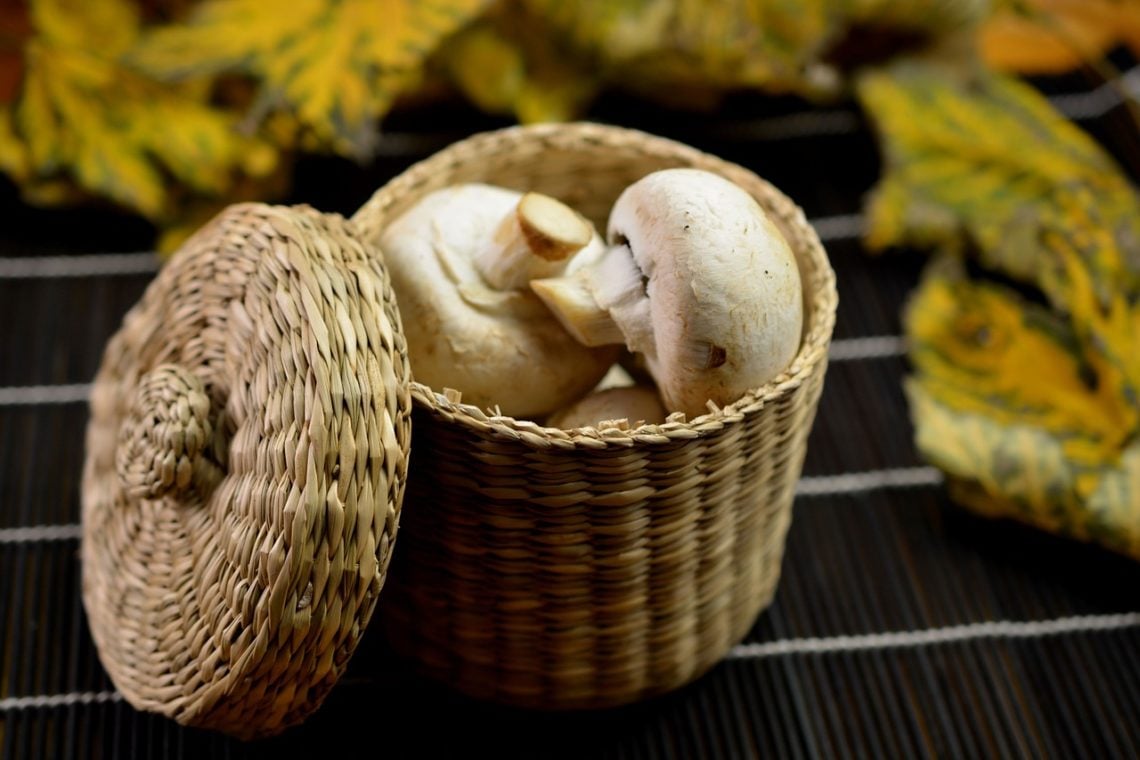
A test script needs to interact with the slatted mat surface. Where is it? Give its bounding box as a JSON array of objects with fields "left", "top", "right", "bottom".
[{"left": 3, "top": 54, "right": 1140, "bottom": 758}]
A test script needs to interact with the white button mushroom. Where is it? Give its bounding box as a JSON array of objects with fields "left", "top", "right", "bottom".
[
  {"left": 546, "top": 385, "right": 667, "bottom": 430},
  {"left": 531, "top": 168, "right": 803, "bottom": 418},
  {"left": 379, "top": 183, "right": 619, "bottom": 418}
]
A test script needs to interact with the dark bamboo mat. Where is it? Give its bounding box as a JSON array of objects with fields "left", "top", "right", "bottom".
[{"left": 3, "top": 54, "right": 1140, "bottom": 758}]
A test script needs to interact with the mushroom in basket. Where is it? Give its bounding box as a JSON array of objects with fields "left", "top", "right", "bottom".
[
  {"left": 546, "top": 383, "right": 668, "bottom": 429},
  {"left": 379, "top": 184, "right": 619, "bottom": 418},
  {"left": 533, "top": 168, "right": 804, "bottom": 419}
]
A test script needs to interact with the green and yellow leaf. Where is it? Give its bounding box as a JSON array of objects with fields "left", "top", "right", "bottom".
[
  {"left": 906, "top": 257, "right": 1140, "bottom": 559},
  {"left": 910, "top": 379, "right": 1140, "bottom": 559},
  {"left": 856, "top": 62, "right": 1140, "bottom": 274},
  {"left": 858, "top": 60, "right": 1140, "bottom": 416},
  {"left": 0, "top": 107, "right": 30, "bottom": 181},
  {"left": 523, "top": 0, "right": 985, "bottom": 101},
  {"left": 906, "top": 256, "right": 1135, "bottom": 465},
  {"left": 439, "top": 2, "right": 599, "bottom": 123},
  {"left": 7, "top": 0, "right": 275, "bottom": 220},
  {"left": 864, "top": 63, "right": 1140, "bottom": 558},
  {"left": 134, "top": 0, "right": 490, "bottom": 157}
]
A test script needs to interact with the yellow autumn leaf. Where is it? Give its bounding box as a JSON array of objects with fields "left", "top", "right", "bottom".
[
  {"left": 856, "top": 61, "right": 1139, "bottom": 264},
  {"left": 1085, "top": 444, "right": 1140, "bottom": 554},
  {"left": 134, "top": 0, "right": 490, "bottom": 157},
  {"left": 1039, "top": 198, "right": 1140, "bottom": 433},
  {"left": 439, "top": 2, "right": 599, "bottom": 123},
  {"left": 858, "top": 61, "right": 1140, "bottom": 401},
  {"left": 524, "top": 0, "right": 834, "bottom": 95},
  {"left": 0, "top": 107, "right": 29, "bottom": 181},
  {"left": 905, "top": 258, "right": 1140, "bottom": 560},
  {"left": 523, "top": 0, "right": 985, "bottom": 100},
  {"left": 906, "top": 256, "right": 1135, "bottom": 466},
  {"left": 907, "top": 379, "right": 1084, "bottom": 529},
  {"left": 864, "top": 61, "right": 1140, "bottom": 559},
  {"left": 909, "top": 380, "right": 1140, "bottom": 560},
  {"left": 443, "top": 19, "right": 526, "bottom": 116},
  {"left": 7, "top": 0, "right": 275, "bottom": 220},
  {"left": 442, "top": 0, "right": 989, "bottom": 124},
  {"left": 980, "top": 0, "right": 1140, "bottom": 74}
]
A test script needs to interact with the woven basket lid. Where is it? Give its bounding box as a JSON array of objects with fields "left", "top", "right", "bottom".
[{"left": 81, "top": 204, "right": 413, "bottom": 739}]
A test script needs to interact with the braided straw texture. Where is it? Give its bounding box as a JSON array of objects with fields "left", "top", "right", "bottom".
[
  {"left": 353, "top": 123, "right": 837, "bottom": 709},
  {"left": 82, "top": 204, "right": 413, "bottom": 738}
]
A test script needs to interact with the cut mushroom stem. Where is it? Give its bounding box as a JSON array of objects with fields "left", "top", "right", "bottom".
[
  {"left": 530, "top": 274, "right": 622, "bottom": 346},
  {"left": 475, "top": 192, "right": 593, "bottom": 290},
  {"left": 531, "top": 242, "right": 654, "bottom": 351}
]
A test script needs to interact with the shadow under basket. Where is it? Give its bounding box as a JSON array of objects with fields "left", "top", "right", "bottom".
[{"left": 352, "top": 123, "right": 838, "bottom": 710}]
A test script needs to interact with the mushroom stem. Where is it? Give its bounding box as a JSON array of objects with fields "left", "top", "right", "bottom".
[
  {"left": 474, "top": 192, "right": 593, "bottom": 290},
  {"left": 531, "top": 241, "right": 655, "bottom": 353},
  {"left": 530, "top": 274, "right": 622, "bottom": 347}
]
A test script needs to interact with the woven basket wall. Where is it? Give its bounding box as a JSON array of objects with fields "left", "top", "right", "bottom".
[{"left": 352, "top": 123, "right": 837, "bottom": 710}]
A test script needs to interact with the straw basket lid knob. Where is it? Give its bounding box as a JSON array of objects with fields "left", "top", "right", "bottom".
[
  {"left": 115, "top": 364, "right": 222, "bottom": 500},
  {"left": 81, "top": 203, "right": 413, "bottom": 739}
]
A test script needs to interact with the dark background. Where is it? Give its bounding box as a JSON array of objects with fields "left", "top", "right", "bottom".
[{"left": 3, "top": 52, "right": 1140, "bottom": 758}]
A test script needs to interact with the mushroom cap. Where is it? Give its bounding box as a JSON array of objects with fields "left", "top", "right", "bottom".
[
  {"left": 546, "top": 385, "right": 667, "bottom": 430},
  {"left": 380, "top": 184, "right": 618, "bottom": 418},
  {"left": 607, "top": 168, "right": 803, "bottom": 416}
]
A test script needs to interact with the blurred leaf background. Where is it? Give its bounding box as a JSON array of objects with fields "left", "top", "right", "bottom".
[{"left": 2, "top": 0, "right": 1139, "bottom": 558}]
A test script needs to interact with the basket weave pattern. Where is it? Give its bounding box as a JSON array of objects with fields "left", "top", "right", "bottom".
[
  {"left": 82, "top": 205, "right": 413, "bottom": 738},
  {"left": 353, "top": 124, "right": 837, "bottom": 709}
]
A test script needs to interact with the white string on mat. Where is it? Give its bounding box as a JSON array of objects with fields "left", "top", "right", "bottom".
[
  {"left": 796, "top": 466, "right": 944, "bottom": 497},
  {"left": 0, "top": 212, "right": 864, "bottom": 284},
  {"left": 0, "top": 253, "right": 159, "bottom": 278},
  {"left": 827, "top": 335, "right": 907, "bottom": 362},
  {"left": 702, "top": 67, "right": 1140, "bottom": 142},
  {"left": 728, "top": 612, "right": 1140, "bottom": 660},
  {"left": 377, "top": 65, "right": 1140, "bottom": 149},
  {"left": 0, "top": 335, "right": 905, "bottom": 407},
  {"left": 0, "top": 691, "right": 122, "bottom": 712},
  {"left": 0, "top": 523, "right": 83, "bottom": 544},
  {"left": 810, "top": 213, "right": 863, "bottom": 243},
  {"left": 4, "top": 612, "right": 1137, "bottom": 711},
  {"left": 0, "top": 383, "right": 92, "bottom": 405},
  {"left": 1050, "top": 66, "right": 1140, "bottom": 121}
]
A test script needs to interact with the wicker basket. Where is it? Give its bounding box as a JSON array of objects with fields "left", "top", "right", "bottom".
[{"left": 352, "top": 123, "right": 838, "bottom": 709}]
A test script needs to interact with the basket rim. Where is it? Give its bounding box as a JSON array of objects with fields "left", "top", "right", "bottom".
[{"left": 355, "top": 122, "right": 838, "bottom": 449}]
